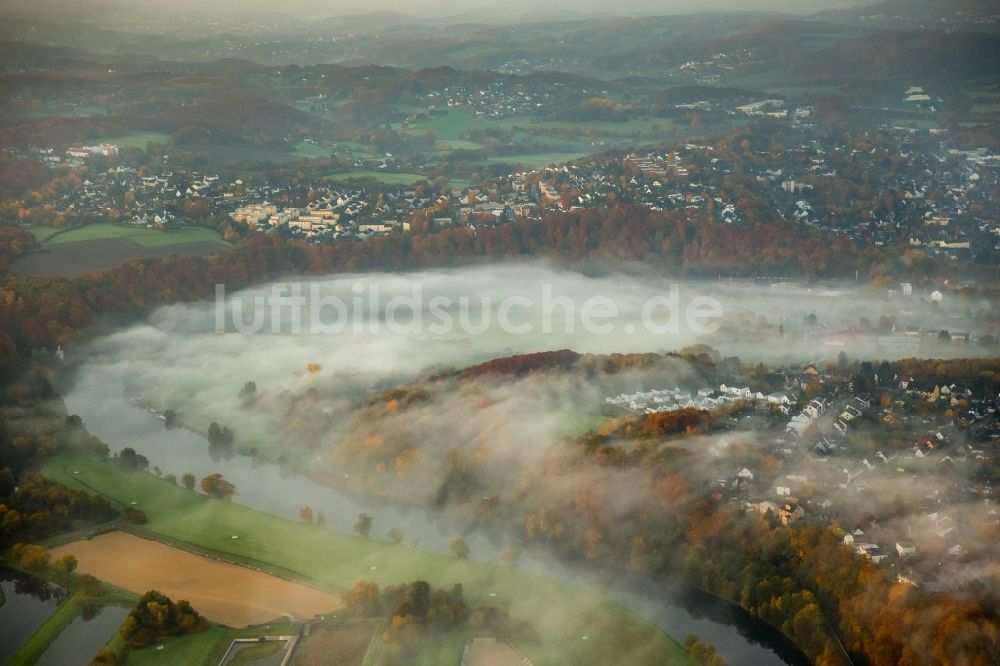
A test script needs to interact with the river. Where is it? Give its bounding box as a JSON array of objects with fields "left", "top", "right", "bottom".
[{"left": 61, "top": 364, "right": 806, "bottom": 665}]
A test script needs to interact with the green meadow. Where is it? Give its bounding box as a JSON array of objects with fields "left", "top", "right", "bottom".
[
  {"left": 45, "top": 223, "right": 228, "bottom": 248},
  {"left": 324, "top": 171, "right": 471, "bottom": 189},
  {"left": 483, "top": 153, "right": 588, "bottom": 168},
  {"left": 43, "top": 451, "right": 690, "bottom": 666},
  {"left": 100, "top": 132, "right": 173, "bottom": 148}
]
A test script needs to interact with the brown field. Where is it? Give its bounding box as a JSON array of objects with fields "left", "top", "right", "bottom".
[
  {"left": 51, "top": 532, "right": 342, "bottom": 627},
  {"left": 465, "top": 638, "right": 530, "bottom": 666},
  {"left": 288, "top": 622, "right": 379, "bottom": 666},
  {"left": 9, "top": 237, "right": 229, "bottom": 278}
]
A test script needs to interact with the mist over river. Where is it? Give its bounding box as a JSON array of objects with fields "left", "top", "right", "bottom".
[
  {"left": 51, "top": 265, "right": 925, "bottom": 664},
  {"left": 61, "top": 365, "right": 805, "bottom": 665}
]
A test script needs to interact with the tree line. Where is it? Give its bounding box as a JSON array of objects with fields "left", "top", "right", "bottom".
[{"left": 340, "top": 579, "right": 536, "bottom": 664}]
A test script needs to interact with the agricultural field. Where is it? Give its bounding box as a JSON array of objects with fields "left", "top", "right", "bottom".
[
  {"left": 883, "top": 115, "right": 948, "bottom": 130},
  {"left": 288, "top": 621, "right": 380, "bottom": 666},
  {"left": 404, "top": 630, "right": 478, "bottom": 666},
  {"left": 11, "top": 224, "right": 230, "bottom": 278},
  {"left": 51, "top": 532, "right": 343, "bottom": 627},
  {"left": 26, "top": 226, "right": 61, "bottom": 241},
  {"left": 324, "top": 170, "right": 432, "bottom": 185},
  {"left": 399, "top": 109, "right": 693, "bottom": 163},
  {"left": 522, "top": 117, "right": 677, "bottom": 136},
  {"left": 101, "top": 132, "right": 173, "bottom": 148},
  {"left": 332, "top": 141, "right": 381, "bottom": 157},
  {"left": 83, "top": 133, "right": 330, "bottom": 167},
  {"left": 293, "top": 141, "right": 331, "bottom": 158},
  {"left": 46, "top": 223, "right": 227, "bottom": 248},
  {"left": 400, "top": 110, "right": 491, "bottom": 142},
  {"left": 432, "top": 138, "right": 484, "bottom": 151},
  {"left": 754, "top": 85, "right": 843, "bottom": 97},
  {"left": 42, "top": 451, "right": 690, "bottom": 666},
  {"left": 971, "top": 105, "right": 1000, "bottom": 116},
  {"left": 970, "top": 100, "right": 1000, "bottom": 115},
  {"left": 465, "top": 638, "right": 530, "bottom": 666},
  {"left": 406, "top": 110, "right": 677, "bottom": 145},
  {"left": 19, "top": 104, "right": 109, "bottom": 118},
  {"left": 482, "top": 153, "right": 589, "bottom": 169},
  {"left": 324, "top": 170, "right": 471, "bottom": 189},
  {"left": 170, "top": 142, "right": 327, "bottom": 168}
]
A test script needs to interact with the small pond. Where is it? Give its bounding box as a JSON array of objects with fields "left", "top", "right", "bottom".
[
  {"left": 0, "top": 567, "right": 68, "bottom": 663},
  {"left": 37, "top": 604, "right": 130, "bottom": 666}
]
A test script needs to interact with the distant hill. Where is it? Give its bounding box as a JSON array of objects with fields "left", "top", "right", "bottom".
[
  {"left": 788, "top": 30, "right": 1000, "bottom": 80},
  {"left": 321, "top": 11, "right": 428, "bottom": 33},
  {"left": 814, "top": 0, "right": 1000, "bottom": 30},
  {"left": 151, "top": 97, "right": 328, "bottom": 140},
  {"left": 0, "top": 41, "right": 104, "bottom": 67}
]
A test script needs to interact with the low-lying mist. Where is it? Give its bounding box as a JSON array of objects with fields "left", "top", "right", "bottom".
[
  {"left": 67, "top": 261, "right": 996, "bottom": 493},
  {"left": 89, "top": 260, "right": 994, "bottom": 388},
  {"left": 61, "top": 260, "right": 995, "bottom": 541},
  {"left": 56, "top": 262, "right": 998, "bottom": 663}
]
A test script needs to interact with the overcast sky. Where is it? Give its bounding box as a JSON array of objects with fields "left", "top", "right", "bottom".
[
  {"left": 259, "top": 0, "right": 871, "bottom": 17},
  {"left": 9, "top": 0, "right": 876, "bottom": 21}
]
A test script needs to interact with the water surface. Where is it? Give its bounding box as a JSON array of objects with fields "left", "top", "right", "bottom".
[
  {"left": 0, "top": 568, "right": 67, "bottom": 663},
  {"left": 37, "top": 605, "right": 129, "bottom": 666}
]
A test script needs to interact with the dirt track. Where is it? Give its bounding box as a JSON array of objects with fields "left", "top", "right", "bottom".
[{"left": 51, "top": 531, "right": 341, "bottom": 627}]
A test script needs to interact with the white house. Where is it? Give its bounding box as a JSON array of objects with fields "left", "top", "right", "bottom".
[
  {"left": 803, "top": 399, "right": 825, "bottom": 419},
  {"left": 767, "top": 392, "right": 791, "bottom": 405},
  {"left": 720, "top": 384, "right": 752, "bottom": 398},
  {"left": 857, "top": 544, "right": 887, "bottom": 564}
]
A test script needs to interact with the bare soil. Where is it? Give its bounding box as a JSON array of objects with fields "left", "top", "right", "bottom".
[
  {"left": 288, "top": 622, "right": 378, "bottom": 666},
  {"left": 466, "top": 638, "right": 530, "bottom": 666},
  {"left": 51, "top": 532, "right": 341, "bottom": 627}
]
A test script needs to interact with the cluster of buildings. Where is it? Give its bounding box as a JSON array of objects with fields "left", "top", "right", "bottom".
[
  {"left": 607, "top": 384, "right": 791, "bottom": 414},
  {"left": 786, "top": 397, "right": 829, "bottom": 438},
  {"left": 524, "top": 152, "right": 748, "bottom": 224},
  {"left": 720, "top": 360, "right": 1000, "bottom": 593},
  {"left": 740, "top": 132, "right": 998, "bottom": 257},
  {"left": 677, "top": 49, "right": 759, "bottom": 84},
  {"left": 33, "top": 143, "right": 120, "bottom": 168},
  {"left": 415, "top": 80, "right": 561, "bottom": 119},
  {"left": 496, "top": 57, "right": 575, "bottom": 76},
  {"left": 8, "top": 90, "right": 998, "bottom": 263},
  {"left": 747, "top": 495, "right": 807, "bottom": 526},
  {"left": 902, "top": 85, "right": 936, "bottom": 110},
  {"left": 231, "top": 203, "right": 344, "bottom": 235},
  {"left": 489, "top": 127, "right": 996, "bottom": 255},
  {"left": 228, "top": 187, "right": 443, "bottom": 239},
  {"left": 627, "top": 152, "right": 690, "bottom": 179}
]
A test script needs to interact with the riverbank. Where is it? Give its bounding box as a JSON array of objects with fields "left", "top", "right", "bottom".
[
  {"left": 57, "top": 364, "right": 803, "bottom": 664},
  {"left": 42, "top": 449, "right": 692, "bottom": 666}
]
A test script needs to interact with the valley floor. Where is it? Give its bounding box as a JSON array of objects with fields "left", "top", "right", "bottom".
[{"left": 41, "top": 450, "right": 693, "bottom": 666}]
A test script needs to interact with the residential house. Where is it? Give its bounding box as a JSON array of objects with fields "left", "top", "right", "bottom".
[{"left": 779, "top": 498, "right": 805, "bottom": 526}]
